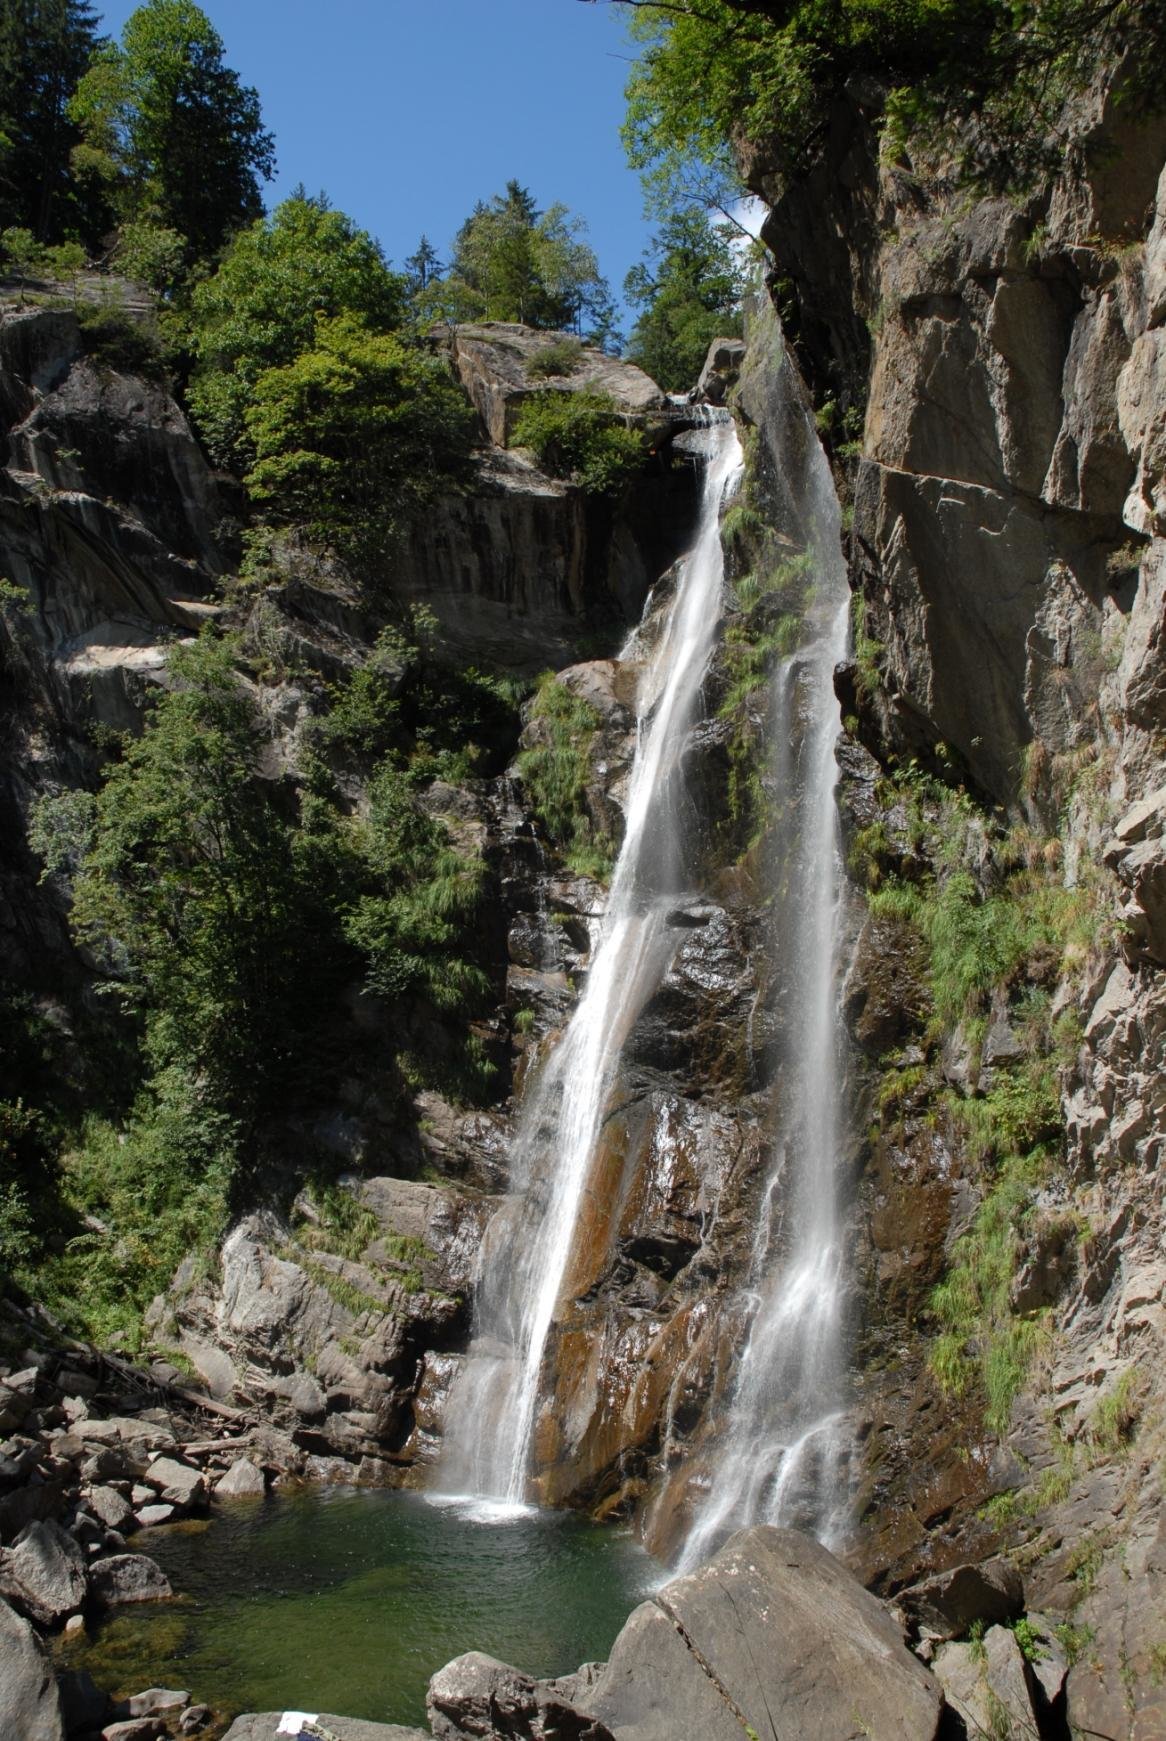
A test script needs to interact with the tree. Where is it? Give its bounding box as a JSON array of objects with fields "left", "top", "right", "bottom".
[
  {"left": 188, "top": 192, "right": 406, "bottom": 469},
  {"left": 0, "top": 0, "right": 106, "bottom": 243},
  {"left": 442, "top": 180, "right": 618, "bottom": 342},
  {"left": 69, "top": 0, "right": 274, "bottom": 262},
  {"left": 624, "top": 206, "right": 743, "bottom": 390},
  {"left": 404, "top": 233, "right": 442, "bottom": 294},
  {"left": 244, "top": 314, "right": 477, "bottom": 563},
  {"left": 618, "top": 0, "right": 1166, "bottom": 198}
]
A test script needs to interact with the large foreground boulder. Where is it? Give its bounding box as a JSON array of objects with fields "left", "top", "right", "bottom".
[
  {"left": 0, "top": 1518, "right": 87, "bottom": 1625},
  {"left": 428, "top": 1527, "right": 943, "bottom": 1741},
  {"left": 0, "top": 1595, "right": 63, "bottom": 1741}
]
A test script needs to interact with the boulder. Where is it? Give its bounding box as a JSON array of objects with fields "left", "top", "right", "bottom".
[
  {"left": 0, "top": 1596, "right": 63, "bottom": 1741},
  {"left": 144, "top": 1456, "right": 205, "bottom": 1511},
  {"left": 89, "top": 1553, "right": 173, "bottom": 1606},
  {"left": 222, "top": 1717, "right": 429, "bottom": 1741},
  {"left": 897, "top": 1558, "right": 1025, "bottom": 1641},
  {"left": 587, "top": 1527, "right": 943, "bottom": 1741},
  {"left": 0, "top": 1518, "right": 88, "bottom": 1625},
  {"left": 85, "top": 1485, "right": 136, "bottom": 1533},
  {"left": 932, "top": 1626, "right": 1040, "bottom": 1739},
  {"left": 427, "top": 1652, "right": 614, "bottom": 1740},
  {"left": 214, "top": 1457, "right": 266, "bottom": 1498},
  {"left": 101, "top": 1722, "right": 164, "bottom": 1741},
  {"left": 696, "top": 336, "right": 747, "bottom": 406},
  {"left": 135, "top": 1505, "right": 176, "bottom": 1529},
  {"left": 447, "top": 323, "right": 667, "bottom": 447},
  {"left": 121, "top": 1687, "right": 189, "bottom": 1717}
]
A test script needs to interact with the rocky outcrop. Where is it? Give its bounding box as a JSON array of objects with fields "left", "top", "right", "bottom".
[
  {"left": 428, "top": 1528, "right": 944, "bottom": 1741},
  {"left": 0, "top": 1595, "right": 63, "bottom": 1741},
  {"left": 444, "top": 325, "right": 667, "bottom": 448}
]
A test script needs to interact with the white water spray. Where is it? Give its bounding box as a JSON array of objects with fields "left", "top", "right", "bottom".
[
  {"left": 438, "top": 419, "right": 744, "bottom": 1509},
  {"left": 676, "top": 366, "right": 852, "bottom": 1572}
]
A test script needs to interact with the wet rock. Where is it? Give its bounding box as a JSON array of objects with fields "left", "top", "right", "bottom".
[
  {"left": 898, "top": 1557, "right": 1024, "bottom": 1641},
  {"left": 89, "top": 1553, "right": 172, "bottom": 1606},
  {"left": 214, "top": 1457, "right": 266, "bottom": 1498},
  {"left": 0, "top": 1595, "right": 63, "bottom": 1740},
  {"left": 587, "top": 1526, "right": 942, "bottom": 1741},
  {"left": 427, "top": 1653, "right": 614, "bottom": 1741},
  {"left": 58, "top": 1667, "right": 108, "bottom": 1734},
  {"left": 0, "top": 1518, "right": 88, "bottom": 1625}
]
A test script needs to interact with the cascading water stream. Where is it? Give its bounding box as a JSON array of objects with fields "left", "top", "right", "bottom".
[
  {"left": 437, "top": 418, "right": 744, "bottom": 1512},
  {"left": 676, "top": 367, "right": 852, "bottom": 1572}
]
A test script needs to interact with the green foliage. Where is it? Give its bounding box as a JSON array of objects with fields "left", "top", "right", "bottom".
[
  {"left": 526, "top": 335, "right": 585, "bottom": 379},
  {"left": 14, "top": 1077, "right": 234, "bottom": 1351},
  {"left": 851, "top": 594, "right": 883, "bottom": 702},
  {"left": 0, "top": 0, "right": 106, "bottom": 246},
  {"left": 314, "top": 616, "right": 524, "bottom": 783},
  {"left": 69, "top": 0, "right": 274, "bottom": 261},
  {"left": 516, "top": 673, "right": 614, "bottom": 881},
  {"left": 75, "top": 300, "right": 167, "bottom": 376},
  {"left": 511, "top": 389, "right": 644, "bottom": 496},
  {"left": 1053, "top": 1621, "right": 1095, "bottom": 1666},
  {"left": 111, "top": 217, "right": 185, "bottom": 293},
  {"left": 294, "top": 1182, "right": 379, "bottom": 1262},
  {"left": 295, "top": 1254, "right": 389, "bottom": 1319},
  {"left": 1089, "top": 1369, "right": 1140, "bottom": 1456},
  {"left": 188, "top": 193, "right": 406, "bottom": 470},
  {"left": 1012, "top": 1617, "right": 1048, "bottom": 1665},
  {"left": 622, "top": 0, "right": 1166, "bottom": 202},
  {"left": 344, "top": 762, "right": 488, "bottom": 1011},
  {"left": 624, "top": 205, "right": 744, "bottom": 392},
  {"left": 244, "top": 315, "right": 477, "bottom": 564},
  {"left": 436, "top": 179, "right": 618, "bottom": 345}
]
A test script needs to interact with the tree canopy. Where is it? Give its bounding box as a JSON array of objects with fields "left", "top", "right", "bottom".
[
  {"left": 0, "top": 0, "right": 106, "bottom": 243},
  {"left": 188, "top": 192, "right": 407, "bottom": 470},
  {"left": 618, "top": 0, "right": 1166, "bottom": 195},
  {"left": 624, "top": 206, "right": 743, "bottom": 391},
  {"left": 69, "top": 0, "right": 274, "bottom": 260},
  {"left": 420, "top": 180, "right": 619, "bottom": 347}
]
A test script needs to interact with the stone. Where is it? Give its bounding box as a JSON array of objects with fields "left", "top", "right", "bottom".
[
  {"left": 932, "top": 1626, "right": 1040, "bottom": 1740},
  {"left": 446, "top": 322, "right": 667, "bottom": 447},
  {"left": 101, "top": 1722, "right": 163, "bottom": 1741},
  {"left": 214, "top": 1457, "right": 266, "bottom": 1498},
  {"left": 134, "top": 1504, "right": 176, "bottom": 1528},
  {"left": 696, "top": 336, "right": 747, "bottom": 406},
  {"left": 89, "top": 1553, "right": 173, "bottom": 1606},
  {"left": 144, "top": 1456, "right": 205, "bottom": 1510},
  {"left": 0, "top": 1596, "right": 63, "bottom": 1740},
  {"left": 179, "top": 1708, "right": 211, "bottom": 1734},
  {"left": 585, "top": 1527, "right": 942, "bottom": 1741},
  {"left": 123, "top": 1687, "right": 189, "bottom": 1717},
  {"left": 222, "top": 1717, "right": 430, "bottom": 1741},
  {"left": 0, "top": 1518, "right": 88, "bottom": 1625},
  {"left": 427, "top": 1653, "right": 614, "bottom": 1740},
  {"left": 898, "top": 1557, "right": 1025, "bottom": 1640},
  {"left": 86, "top": 1484, "right": 136, "bottom": 1533}
]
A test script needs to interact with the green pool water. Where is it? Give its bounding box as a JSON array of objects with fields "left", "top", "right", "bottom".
[{"left": 62, "top": 1487, "right": 656, "bottom": 1732}]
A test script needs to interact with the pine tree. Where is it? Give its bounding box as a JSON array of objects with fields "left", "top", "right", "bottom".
[{"left": 0, "top": 0, "right": 106, "bottom": 243}]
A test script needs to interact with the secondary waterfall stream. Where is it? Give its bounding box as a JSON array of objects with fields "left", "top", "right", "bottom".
[
  {"left": 438, "top": 417, "right": 745, "bottom": 1509},
  {"left": 676, "top": 404, "right": 852, "bottom": 1567}
]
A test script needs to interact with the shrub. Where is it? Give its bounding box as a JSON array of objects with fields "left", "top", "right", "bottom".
[
  {"left": 516, "top": 673, "right": 614, "bottom": 880},
  {"left": 526, "top": 336, "right": 584, "bottom": 379},
  {"left": 511, "top": 389, "right": 644, "bottom": 495}
]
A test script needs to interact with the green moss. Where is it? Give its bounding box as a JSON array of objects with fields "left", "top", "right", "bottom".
[
  {"left": 516, "top": 673, "right": 614, "bottom": 881},
  {"left": 851, "top": 594, "right": 883, "bottom": 700}
]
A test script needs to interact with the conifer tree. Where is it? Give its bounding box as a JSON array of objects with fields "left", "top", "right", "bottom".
[{"left": 0, "top": 0, "right": 106, "bottom": 242}]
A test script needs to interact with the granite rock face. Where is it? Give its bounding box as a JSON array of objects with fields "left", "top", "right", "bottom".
[
  {"left": 0, "top": 1596, "right": 63, "bottom": 1741},
  {"left": 427, "top": 1528, "right": 943, "bottom": 1741}
]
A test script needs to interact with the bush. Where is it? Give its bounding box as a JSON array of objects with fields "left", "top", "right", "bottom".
[
  {"left": 526, "top": 336, "right": 584, "bottom": 378},
  {"left": 516, "top": 673, "right": 614, "bottom": 880},
  {"left": 511, "top": 389, "right": 644, "bottom": 495},
  {"left": 245, "top": 315, "right": 477, "bottom": 562},
  {"left": 76, "top": 303, "right": 168, "bottom": 377}
]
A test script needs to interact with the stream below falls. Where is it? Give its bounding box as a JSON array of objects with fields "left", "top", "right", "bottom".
[{"left": 58, "top": 1488, "right": 654, "bottom": 1732}]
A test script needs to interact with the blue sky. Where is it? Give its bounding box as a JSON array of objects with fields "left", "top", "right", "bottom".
[{"left": 92, "top": 0, "right": 654, "bottom": 332}]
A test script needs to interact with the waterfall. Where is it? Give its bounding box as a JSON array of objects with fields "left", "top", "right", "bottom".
[
  {"left": 675, "top": 366, "right": 852, "bottom": 1572},
  {"left": 437, "top": 418, "right": 744, "bottom": 1511}
]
